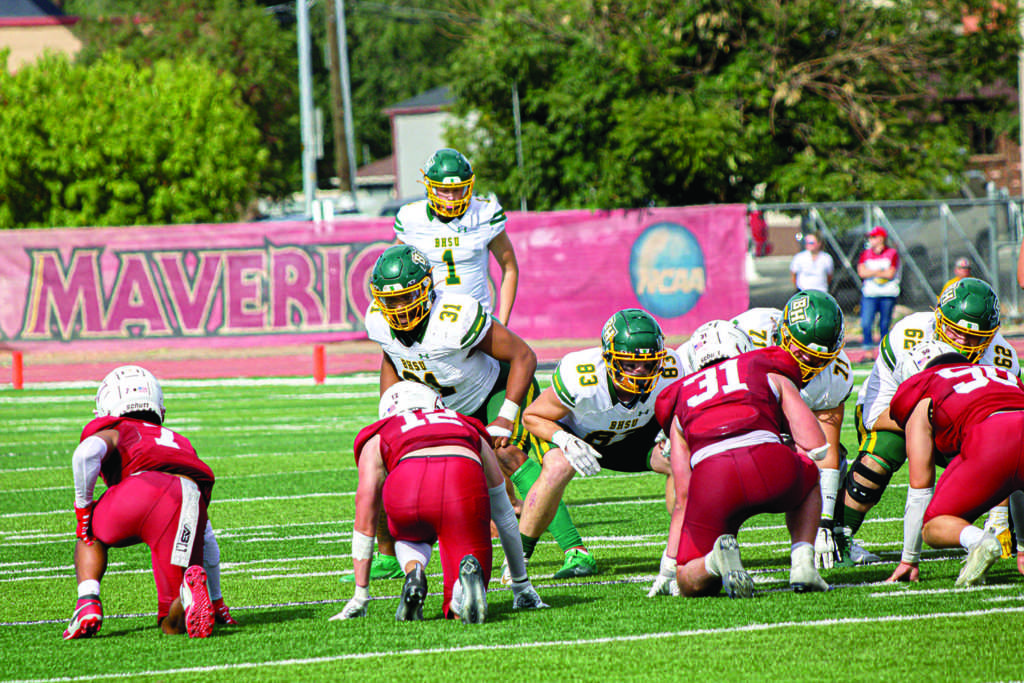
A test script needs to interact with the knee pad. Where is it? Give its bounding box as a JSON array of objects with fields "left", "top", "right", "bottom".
[{"left": 845, "top": 458, "right": 891, "bottom": 505}]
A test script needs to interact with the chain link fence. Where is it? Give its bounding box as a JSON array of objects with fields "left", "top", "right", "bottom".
[{"left": 759, "top": 195, "right": 1024, "bottom": 326}]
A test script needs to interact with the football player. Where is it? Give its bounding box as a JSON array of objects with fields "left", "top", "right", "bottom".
[
  {"left": 885, "top": 341, "right": 1024, "bottom": 585},
  {"left": 64, "top": 366, "right": 229, "bottom": 640},
  {"left": 731, "top": 291, "right": 855, "bottom": 569},
  {"left": 393, "top": 148, "right": 518, "bottom": 326},
  {"left": 656, "top": 337, "right": 831, "bottom": 598},
  {"left": 516, "top": 309, "right": 680, "bottom": 581},
  {"left": 841, "top": 277, "right": 1021, "bottom": 559},
  {"left": 363, "top": 244, "right": 592, "bottom": 579},
  {"left": 331, "top": 382, "right": 545, "bottom": 622}
]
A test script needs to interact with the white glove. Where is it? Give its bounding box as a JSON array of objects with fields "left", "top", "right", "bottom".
[
  {"left": 329, "top": 585, "right": 369, "bottom": 620},
  {"left": 647, "top": 572, "right": 680, "bottom": 597},
  {"left": 553, "top": 430, "right": 602, "bottom": 477},
  {"left": 814, "top": 526, "right": 838, "bottom": 570},
  {"left": 511, "top": 580, "right": 548, "bottom": 609}
]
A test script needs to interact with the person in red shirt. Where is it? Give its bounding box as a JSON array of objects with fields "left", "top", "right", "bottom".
[
  {"left": 857, "top": 226, "right": 901, "bottom": 350},
  {"left": 64, "top": 365, "right": 217, "bottom": 640},
  {"left": 332, "top": 381, "right": 545, "bottom": 623},
  {"left": 656, "top": 346, "right": 831, "bottom": 598},
  {"left": 886, "top": 341, "right": 1024, "bottom": 586}
]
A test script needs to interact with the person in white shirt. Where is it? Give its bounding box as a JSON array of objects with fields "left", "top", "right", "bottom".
[{"left": 789, "top": 231, "right": 834, "bottom": 293}]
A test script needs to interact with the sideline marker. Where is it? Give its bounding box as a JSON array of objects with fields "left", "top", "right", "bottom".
[
  {"left": 313, "top": 345, "right": 325, "bottom": 385},
  {"left": 12, "top": 351, "right": 23, "bottom": 390}
]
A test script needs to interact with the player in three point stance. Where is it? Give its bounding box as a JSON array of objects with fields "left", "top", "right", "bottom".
[
  {"left": 331, "top": 382, "right": 545, "bottom": 623},
  {"left": 63, "top": 366, "right": 232, "bottom": 640},
  {"left": 886, "top": 341, "right": 1024, "bottom": 586},
  {"left": 516, "top": 308, "right": 681, "bottom": 583},
  {"left": 655, "top": 341, "right": 831, "bottom": 598},
  {"left": 731, "top": 290, "right": 858, "bottom": 568},
  {"left": 364, "top": 244, "right": 591, "bottom": 579},
  {"left": 842, "top": 278, "right": 1023, "bottom": 561}
]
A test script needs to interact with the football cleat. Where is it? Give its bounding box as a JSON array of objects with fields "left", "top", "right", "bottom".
[
  {"left": 512, "top": 584, "right": 549, "bottom": 610},
  {"left": 212, "top": 598, "right": 237, "bottom": 625},
  {"left": 835, "top": 527, "right": 881, "bottom": 566},
  {"left": 956, "top": 534, "right": 1002, "bottom": 588},
  {"left": 341, "top": 552, "right": 404, "bottom": 582},
  {"left": 457, "top": 554, "right": 487, "bottom": 624},
  {"left": 62, "top": 595, "right": 103, "bottom": 640},
  {"left": 181, "top": 565, "right": 213, "bottom": 638},
  {"left": 790, "top": 544, "right": 830, "bottom": 593},
  {"left": 395, "top": 564, "right": 427, "bottom": 622},
  {"left": 553, "top": 548, "right": 598, "bottom": 579},
  {"left": 707, "top": 534, "right": 754, "bottom": 599}
]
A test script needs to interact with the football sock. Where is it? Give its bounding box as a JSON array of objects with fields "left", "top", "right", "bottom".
[
  {"left": 510, "top": 458, "right": 584, "bottom": 552},
  {"left": 203, "top": 521, "right": 224, "bottom": 602},
  {"left": 960, "top": 524, "right": 985, "bottom": 550},
  {"left": 521, "top": 534, "right": 538, "bottom": 559},
  {"left": 842, "top": 505, "right": 865, "bottom": 536},
  {"left": 78, "top": 580, "right": 101, "bottom": 599}
]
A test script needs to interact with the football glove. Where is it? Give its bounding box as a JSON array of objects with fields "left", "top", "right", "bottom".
[
  {"left": 814, "top": 526, "right": 839, "bottom": 570},
  {"left": 511, "top": 580, "right": 548, "bottom": 609},
  {"left": 647, "top": 572, "right": 680, "bottom": 597},
  {"left": 553, "top": 431, "right": 602, "bottom": 477},
  {"left": 75, "top": 504, "right": 95, "bottom": 546},
  {"left": 330, "top": 586, "right": 369, "bottom": 620}
]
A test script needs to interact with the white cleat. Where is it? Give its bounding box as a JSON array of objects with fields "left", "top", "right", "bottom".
[
  {"left": 956, "top": 534, "right": 1002, "bottom": 588},
  {"left": 707, "top": 534, "right": 753, "bottom": 599}
]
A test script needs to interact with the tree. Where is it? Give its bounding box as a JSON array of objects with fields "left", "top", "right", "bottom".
[
  {"left": 67, "top": 0, "right": 300, "bottom": 200},
  {"left": 445, "top": 0, "right": 1020, "bottom": 209},
  {"left": 0, "top": 52, "right": 267, "bottom": 228}
]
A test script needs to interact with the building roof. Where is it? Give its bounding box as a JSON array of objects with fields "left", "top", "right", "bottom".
[{"left": 383, "top": 86, "right": 454, "bottom": 115}]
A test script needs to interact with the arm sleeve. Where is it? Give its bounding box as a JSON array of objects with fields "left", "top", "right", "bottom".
[
  {"left": 902, "top": 486, "right": 934, "bottom": 563},
  {"left": 72, "top": 435, "right": 108, "bottom": 508}
]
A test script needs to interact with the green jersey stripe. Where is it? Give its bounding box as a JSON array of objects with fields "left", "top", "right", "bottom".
[
  {"left": 880, "top": 335, "right": 897, "bottom": 371},
  {"left": 551, "top": 368, "right": 576, "bottom": 408},
  {"left": 459, "top": 307, "right": 490, "bottom": 348}
]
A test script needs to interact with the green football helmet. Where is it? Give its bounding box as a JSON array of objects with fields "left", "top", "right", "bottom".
[
  {"left": 778, "top": 290, "right": 845, "bottom": 382},
  {"left": 370, "top": 245, "right": 434, "bottom": 331},
  {"left": 421, "top": 148, "right": 474, "bottom": 218},
  {"left": 934, "top": 277, "right": 999, "bottom": 362},
  {"left": 601, "top": 309, "right": 667, "bottom": 396}
]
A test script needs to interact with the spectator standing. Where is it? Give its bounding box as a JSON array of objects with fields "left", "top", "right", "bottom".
[
  {"left": 857, "top": 226, "right": 901, "bottom": 349},
  {"left": 940, "top": 257, "right": 972, "bottom": 298},
  {"left": 789, "top": 232, "right": 834, "bottom": 293}
]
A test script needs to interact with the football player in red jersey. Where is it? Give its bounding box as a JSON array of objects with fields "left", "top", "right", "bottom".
[
  {"left": 64, "top": 366, "right": 218, "bottom": 639},
  {"left": 656, "top": 345, "right": 831, "bottom": 598},
  {"left": 886, "top": 341, "right": 1024, "bottom": 586},
  {"left": 331, "top": 382, "right": 545, "bottom": 624}
]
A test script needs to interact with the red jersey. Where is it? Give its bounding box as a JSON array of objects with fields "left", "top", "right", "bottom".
[
  {"left": 890, "top": 363, "right": 1024, "bottom": 458},
  {"left": 80, "top": 416, "right": 214, "bottom": 500},
  {"left": 657, "top": 347, "right": 803, "bottom": 455},
  {"left": 353, "top": 408, "right": 491, "bottom": 471}
]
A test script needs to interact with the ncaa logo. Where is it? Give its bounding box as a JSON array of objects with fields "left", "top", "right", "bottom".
[{"left": 630, "top": 222, "right": 706, "bottom": 317}]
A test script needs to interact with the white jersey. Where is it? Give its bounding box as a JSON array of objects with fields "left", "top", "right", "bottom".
[
  {"left": 857, "top": 311, "right": 1020, "bottom": 429},
  {"left": 393, "top": 196, "right": 507, "bottom": 312},
  {"left": 731, "top": 307, "right": 854, "bottom": 412},
  {"left": 365, "top": 291, "right": 498, "bottom": 414},
  {"left": 550, "top": 346, "right": 682, "bottom": 445}
]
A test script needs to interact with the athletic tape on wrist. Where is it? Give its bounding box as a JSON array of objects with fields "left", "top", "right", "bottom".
[
  {"left": 552, "top": 430, "right": 572, "bottom": 451},
  {"left": 498, "top": 398, "right": 520, "bottom": 422},
  {"left": 487, "top": 425, "right": 512, "bottom": 439}
]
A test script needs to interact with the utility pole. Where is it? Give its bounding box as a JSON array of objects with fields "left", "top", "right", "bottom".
[
  {"left": 296, "top": 0, "right": 317, "bottom": 218},
  {"left": 326, "top": 1, "right": 351, "bottom": 196},
  {"left": 331, "top": 0, "right": 359, "bottom": 211}
]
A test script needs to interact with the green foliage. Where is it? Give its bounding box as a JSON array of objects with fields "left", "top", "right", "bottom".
[
  {"left": 0, "top": 52, "right": 267, "bottom": 228},
  {"left": 448, "top": 0, "right": 1020, "bottom": 208},
  {"left": 67, "top": 0, "right": 300, "bottom": 199}
]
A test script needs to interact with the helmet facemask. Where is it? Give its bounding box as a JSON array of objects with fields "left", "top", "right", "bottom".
[
  {"left": 603, "top": 346, "right": 667, "bottom": 396},
  {"left": 420, "top": 148, "right": 475, "bottom": 218},
  {"left": 779, "top": 325, "right": 841, "bottom": 382},
  {"left": 372, "top": 277, "right": 432, "bottom": 331},
  {"left": 779, "top": 290, "right": 845, "bottom": 382},
  {"left": 601, "top": 309, "right": 667, "bottom": 397},
  {"left": 934, "top": 277, "right": 1000, "bottom": 363},
  {"left": 933, "top": 313, "right": 996, "bottom": 363}
]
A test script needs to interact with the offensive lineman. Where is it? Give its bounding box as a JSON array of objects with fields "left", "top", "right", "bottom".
[
  {"left": 516, "top": 309, "right": 681, "bottom": 580},
  {"left": 364, "top": 244, "right": 593, "bottom": 579},
  {"left": 394, "top": 148, "right": 518, "bottom": 326}
]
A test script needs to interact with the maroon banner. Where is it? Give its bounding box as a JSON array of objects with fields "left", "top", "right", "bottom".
[{"left": 0, "top": 206, "right": 747, "bottom": 353}]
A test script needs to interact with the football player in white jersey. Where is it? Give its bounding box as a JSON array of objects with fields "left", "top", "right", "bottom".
[
  {"left": 393, "top": 148, "right": 519, "bottom": 326},
  {"left": 361, "top": 244, "right": 589, "bottom": 580},
  {"left": 840, "top": 277, "right": 1022, "bottom": 563},
  {"left": 731, "top": 290, "right": 853, "bottom": 569},
  {"left": 518, "top": 309, "right": 680, "bottom": 580}
]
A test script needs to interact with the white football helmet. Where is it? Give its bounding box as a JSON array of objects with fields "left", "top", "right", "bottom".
[
  {"left": 378, "top": 381, "right": 444, "bottom": 419},
  {"left": 894, "top": 339, "right": 961, "bottom": 383},
  {"left": 94, "top": 365, "right": 165, "bottom": 422},
  {"left": 685, "top": 320, "right": 753, "bottom": 372}
]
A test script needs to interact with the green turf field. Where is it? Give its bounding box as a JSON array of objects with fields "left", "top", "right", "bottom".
[{"left": 3, "top": 368, "right": 1024, "bottom": 682}]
